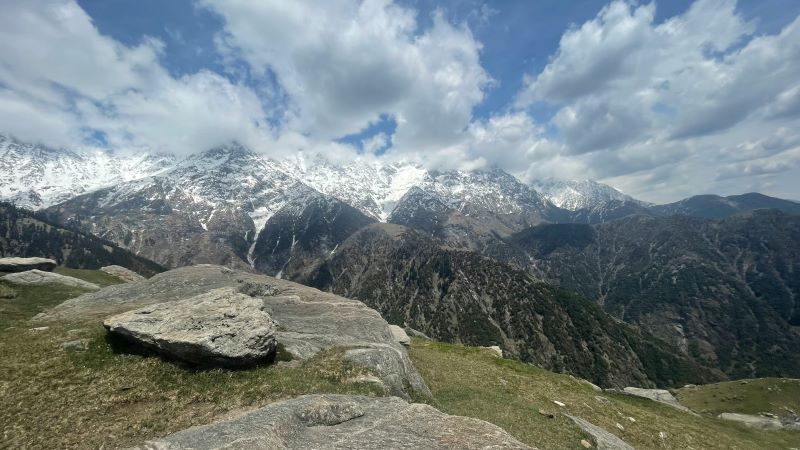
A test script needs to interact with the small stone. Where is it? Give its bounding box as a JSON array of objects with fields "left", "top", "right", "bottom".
[
  {"left": 482, "top": 345, "right": 503, "bottom": 358},
  {"left": 61, "top": 339, "right": 88, "bottom": 351},
  {"left": 659, "top": 431, "right": 667, "bottom": 440},
  {"left": 594, "top": 396, "right": 611, "bottom": 405},
  {"left": 580, "top": 439, "right": 593, "bottom": 448},
  {"left": 29, "top": 326, "right": 49, "bottom": 332},
  {"left": 538, "top": 409, "right": 555, "bottom": 418},
  {"left": 553, "top": 400, "right": 566, "bottom": 407},
  {"left": 615, "top": 423, "right": 625, "bottom": 431},
  {"left": 626, "top": 416, "right": 636, "bottom": 423}
]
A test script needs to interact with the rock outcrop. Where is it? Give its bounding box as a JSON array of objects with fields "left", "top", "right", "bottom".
[
  {"left": 104, "top": 288, "right": 278, "bottom": 367},
  {"left": 565, "top": 415, "right": 634, "bottom": 450},
  {"left": 621, "top": 387, "right": 692, "bottom": 413},
  {"left": 2, "top": 269, "right": 99, "bottom": 290},
  {"left": 717, "top": 413, "right": 787, "bottom": 430},
  {"left": 140, "top": 394, "right": 533, "bottom": 449},
  {"left": 40, "top": 265, "right": 430, "bottom": 399},
  {"left": 389, "top": 325, "right": 411, "bottom": 346},
  {"left": 100, "top": 265, "right": 145, "bottom": 283},
  {"left": 0, "top": 257, "right": 56, "bottom": 273}
]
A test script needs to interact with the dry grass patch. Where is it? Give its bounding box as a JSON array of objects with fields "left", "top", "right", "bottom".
[
  {"left": 676, "top": 378, "right": 800, "bottom": 420},
  {"left": 409, "top": 339, "right": 800, "bottom": 450}
]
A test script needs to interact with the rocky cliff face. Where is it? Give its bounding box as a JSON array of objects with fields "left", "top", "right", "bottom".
[
  {"left": 44, "top": 145, "right": 375, "bottom": 272},
  {"left": 304, "top": 223, "right": 716, "bottom": 388},
  {"left": 512, "top": 210, "right": 800, "bottom": 379}
]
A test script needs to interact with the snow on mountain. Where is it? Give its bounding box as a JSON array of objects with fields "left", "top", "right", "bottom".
[
  {"left": 3, "top": 134, "right": 631, "bottom": 226},
  {"left": 531, "top": 178, "right": 648, "bottom": 211},
  {"left": 0, "top": 134, "right": 174, "bottom": 209},
  {"left": 281, "top": 154, "right": 555, "bottom": 222},
  {"left": 279, "top": 153, "right": 428, "bottom": 221}
]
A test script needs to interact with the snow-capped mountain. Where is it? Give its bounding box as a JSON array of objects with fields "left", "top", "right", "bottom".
[
  {"left": 2, "top": 134, "right": 633, "bottom": 275},
  {"left": 531, "top": 178, "right": 648, "bottom": 211},
  {"left": 279, "top": 153, "right": 428, "bottom": 221},
  {"left": 0, "top": 134, "right": 174, "bottom": 209}
]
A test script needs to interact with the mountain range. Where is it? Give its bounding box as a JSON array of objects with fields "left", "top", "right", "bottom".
[{"left": 3, "top": 133, "right": 800, "bottom": 387}]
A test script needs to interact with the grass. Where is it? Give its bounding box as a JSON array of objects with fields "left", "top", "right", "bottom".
[
  {"left": 0, "top": 268, "right": 388, "bottom": 449},
  {"left": 408, "top": 339, "right": 800, "bottom": 450},
  {"left": 676, "top": 378, "right": 800, "bottom": 420},
  {"left": 2, "top": 267, "right": 800, "bottom": 449}
]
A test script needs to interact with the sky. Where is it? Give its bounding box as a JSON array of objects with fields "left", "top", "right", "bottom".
[{"left": 1, "top": 0, "right": 799, "bottom": 203}]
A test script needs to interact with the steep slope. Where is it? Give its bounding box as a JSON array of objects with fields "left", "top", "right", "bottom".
[
  {"left": 651, "top": 192, "right": 800, "bottom": 218},
  {"left": 46, "top": 144, "right": 373, "bottom": 271},
  {"left": 0, "top": 134, "right": 173, "bottom": 209},
  {"left": 567, "top": 199, "right": 654, "bottom": 224},
  {"left": 304, "top": 223, "right": 716, "bottom": 388},
  {"left": 512, "top": 210, "right": 800, "bottom": 379},
  {"left": 387, "top": 169, "right": 568, "bottom": 258},
  {"left": 0, "top": 202, "right": 164, "bottom": 276}
]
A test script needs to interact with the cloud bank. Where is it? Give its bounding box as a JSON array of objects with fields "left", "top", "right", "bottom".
[{"left": 0, "top": 0, "right": 798, "bottom": 202}]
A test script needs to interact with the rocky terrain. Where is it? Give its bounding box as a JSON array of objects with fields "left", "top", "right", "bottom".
[
  {"left": 4, "top": 134, "right": 800, "bottom": 395},
  {"left": 141, "top": 394, "right": 532, "bottom": 449},
  {"left": 304, "top": 223, "right": 716, "bottom": 388},
  {"left": 511, "top": 210, "right": 800, "bottom": 379},
  {"left": 2, "top": 264, "right": 799, "bottom": 448},
  {"left": 651, "top": 192, "right": 800, "bottom": 219},
  {"left": 40, "top": 264, "right": 430, "bottom": 399}
]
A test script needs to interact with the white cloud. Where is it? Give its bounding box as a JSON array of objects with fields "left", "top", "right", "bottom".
[
  {"left": 0, "top": 0, "right": 275, "bottom": 155},
  {"left": 361, "top": 132, "right": 389, "bottom": 154},
  {"left": 201, "top": 0, "right": 491, "bottom": 152},
  {"left": 515, "top": 0, "right": 800, "bottom": 202}
]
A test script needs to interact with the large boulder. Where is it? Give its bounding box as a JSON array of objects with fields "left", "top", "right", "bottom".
[
  {"left": 140, "top": 394, "right": 532, "bottom": 449},
  {"left": 2, "top": 269, "right": 100, "bottom": 290},
  {"left": 40, "top": 265, "right": 430, "bottom": 399},
  {"left": 103, "top": 288, "right": 278, "bottom": 368},
  {"left": 100, "top": 265, "right": 145, "bottom": 283},
  {"left": 0, "top": 257, "right": 56, "bottom": 273}
]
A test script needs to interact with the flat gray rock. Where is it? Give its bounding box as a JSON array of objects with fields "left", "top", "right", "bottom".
[
  {"left": 0, "top": 257, "right": 56, "bottom": 273},
  {"left": 140, "top": 394, "right": 533, "bottom": 450},
  {"left": 621, "top": 387, "right": 691, "bottom": 413},
  {"left": 40, "top": 265, "right": 430, "bottom": 399},
  {"left": 104, "top": 288, "right": 278, "bottom": 367},
  {"left": 566, "top": 415, "right": 634, "bottom": 450},
  {"left": 100, "top": 265, "right": 145, "bottom": 283},
  {"left": 2, "top": 269, "right": 99, "bottom": 290},
  {"left": 717, "top": 413, "right": 784, "bottom": 430}
]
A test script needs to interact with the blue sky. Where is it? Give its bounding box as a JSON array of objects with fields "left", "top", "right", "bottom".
[{"left": 2, "top": 0, "right": 800, "bottom": 202}]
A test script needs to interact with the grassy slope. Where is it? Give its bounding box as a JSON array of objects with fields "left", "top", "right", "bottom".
[
  {"left": 0, "top": 269, "right": 386, "bottom": 449},
  {"left": 676, "top": 378, "right": 800, "bottom": 420},
  {"left": 2, "top": 267, "right": 799, "bottom": 449},
  {"left": 409, "top": 340, "right": 800, "bottom": 450}
]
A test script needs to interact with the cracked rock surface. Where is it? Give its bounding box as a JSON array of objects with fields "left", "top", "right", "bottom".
[{"left": 140, "top": 394, "right": 533, "bottom": 450}]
